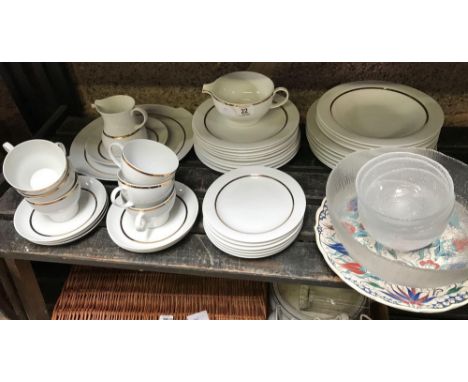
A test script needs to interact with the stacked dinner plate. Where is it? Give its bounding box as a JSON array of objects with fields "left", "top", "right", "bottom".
[
  {"left": 203, "top": 166, "right": 306, "bottom": 258},
  {"left": 306, "top": 81, "right": 444, "bottom": 168},
  {"left": 193, "top": 99, "right": 300, "bottom": 173}
]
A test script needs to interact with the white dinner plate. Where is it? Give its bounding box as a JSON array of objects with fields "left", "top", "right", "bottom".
[
  {"left": 196, "top": 132, "right": 300, "bottom": 166},
  {"left": 106, "top": 181, "right": 198, "bottom": 253},
  {"left": 306, "top": 101, "right": 440, "bottom": 169},
  {"left": 14, "top": 176, "right": 108, "bottom": 245},
  {"left": 195, "top": 138, "right": 300, "bottom": 173},
  {"left": 315, "top": 81, "right": 444, "bottom": 148},
  {"left": 193, "top": 99, "right": 299, "bottom": 151},
  {"left": 194, "top": 128, "right": 300, "bottom": 160}
]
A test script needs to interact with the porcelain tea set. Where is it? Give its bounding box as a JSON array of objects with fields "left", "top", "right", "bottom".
[
  {"left": 3, "top": 70, "right": 468, "bottom": 314},
  {"left": 3, "top": 94, "right": 198, "bottom": 251}
]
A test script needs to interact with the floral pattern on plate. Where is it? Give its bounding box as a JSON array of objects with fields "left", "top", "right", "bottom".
[
  {"left": 341, "top": 198, "right": 468, "bottom": 271},
  {"left": 315, "top": 199, "right": 468, "bottom": 313}
]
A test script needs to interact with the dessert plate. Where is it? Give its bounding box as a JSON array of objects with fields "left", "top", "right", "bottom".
[
  {"left": 106, "top": 181, "right": 198, "bottom": 253},
  {"left": 315, "top": 199, "right": 468, "bottom": 313},
  {"left": 205, "top": 222, "right": 301, "bottom": 258},
  {"left": 14, "top": 176, "right": 108, "bottom": 245},
  {"left": 203, "top": 218, "right": 303, "bottom": 248},
  {"left": 70, "top": 105, "right": 193, "bottom": 181},
  {"left": 203, "top": 166, "right": 306, "bottom": 245}
]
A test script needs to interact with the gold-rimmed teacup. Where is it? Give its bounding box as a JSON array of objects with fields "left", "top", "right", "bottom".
[
  {"left": 26, "top": 177, "right": 81, "bottom": 222},
  {"left": 100, "top": 126, "right": 148, "bottom": 160},
  {"left": 2, "top": 140, "right": 68, "bottom": 196},
  {"left": 108, "top": 139, "right": 178, "bottom": 185},
  {"left": 113, "top": 186, "right": 176, "bottom": 231},
  {"left": 110, "top": 171, "right": 175, "bottom": 208},
  {"left": 20, "top": 160, "right": 77, "bottom": 204}
]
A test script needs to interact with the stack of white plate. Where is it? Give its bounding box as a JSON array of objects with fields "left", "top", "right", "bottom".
[
  {"left": 203, "top": 166, "right": 306, "bottom": 258},
  {"left": 306, "top": 81, "right": 444, "bottom": 168},
  {"left": 193, "top": 99, "right": 300, "bottom": 173}
]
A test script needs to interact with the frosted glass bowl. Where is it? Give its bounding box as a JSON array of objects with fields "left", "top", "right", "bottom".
[
  {"left": 326, "top": 147, "right": 468, "bottom": 288},
  {"left": 355, "top": 152, "right": 455, "bottom": 251}
]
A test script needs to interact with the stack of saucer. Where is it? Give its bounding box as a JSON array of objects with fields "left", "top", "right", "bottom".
[
  {"left": 106, "top": 139, "right": 198, "bottom": 253},
  {"left": 193, "top": 71, "right": 300, "bottom": 173},
  {"left": 2, "top": 140, "right": 107, "bottom": 245},
  {"left": 306, "top": 81, "right": 444, "bottom": 168},
  {"left": 203, "top": 166, "right": 306, "bottom": 258}
]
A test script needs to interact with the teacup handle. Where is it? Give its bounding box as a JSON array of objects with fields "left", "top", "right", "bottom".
[
  {"left": 2, "top": 142, "right": 14, "bottom": 153},
  {"left": 132, "top": 107, "right": 148, "bottom": 132},
  {"left": 55, "top": 142, "right": 66, "bottom": 154},
  {"left": 110, "top": 187, "right": 134, "bottom": 209},
  {"left": 135, "top": 211, "right": 148, "bottom": 232},
  {"left": 108, "top": 142, "right": 125, "bottom": 168},
  {"left": 270, "top": 87, "right": 289, "bottom": 109}
]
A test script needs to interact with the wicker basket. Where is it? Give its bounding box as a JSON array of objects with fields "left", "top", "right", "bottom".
[{"left": 52, "top": 266, "right": 268, "bottom": 320}]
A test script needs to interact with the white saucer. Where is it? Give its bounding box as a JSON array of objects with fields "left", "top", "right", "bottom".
[
  {"left": 70, "top": 105, "right": 193, "bottom": 181},
  {"left": 85, "top": 117, "right": 168, "bottom": 167},
  {"left": 14, "top": 176, "right": 108, "bottom": 245},
  {"left": 106, "top": 181, "right": 198, "bottom": 253}
]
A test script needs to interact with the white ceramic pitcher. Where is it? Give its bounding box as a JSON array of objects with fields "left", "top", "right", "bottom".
[{"left": 92, "top": 95, "right": 148, "bottom": 137}]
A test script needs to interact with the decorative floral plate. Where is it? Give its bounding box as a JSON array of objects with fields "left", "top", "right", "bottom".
[{"left": 315, "top": 198, "right": 468, "bottom": 313}]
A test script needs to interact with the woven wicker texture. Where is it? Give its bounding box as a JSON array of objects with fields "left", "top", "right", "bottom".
[{"left": 52, "top": 266, "right": 268, "bottom": 320}]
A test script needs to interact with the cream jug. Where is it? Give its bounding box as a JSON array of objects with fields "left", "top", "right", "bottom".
[{"left": 92, "top": 95, "right": 148, "bottom": 137}]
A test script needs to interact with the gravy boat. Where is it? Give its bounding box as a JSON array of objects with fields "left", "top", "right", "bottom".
[{"left": 202, "top": 71, "right": 289, "bottom": 125}]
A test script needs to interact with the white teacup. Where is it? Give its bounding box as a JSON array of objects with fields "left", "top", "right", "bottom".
[
  {"left": 101, "top": 126, "right": 148, "bottom": 160},
  {"left": 202, "top": 71, "right": 289, "bottom": 125},
  {"left": 110, "top": 172, "right": 174, "bottom": 208},
  {"left": 2, "top": 140, "right": 67, "bottom": 196},
  {"left": 23, "top": 161, "right": 77, "bottom": 204},
  {"left": 92, "top": 95, "right": 148, "bottom": 137},
  {"left": 109, "top": 139, "right": 179, "bottom": 185},
  {"left": 123, "top": 187, "right": 176, "bottom": 231},
  {"left": 27, "top": 176, "right": 81, "bottom": 222}
]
